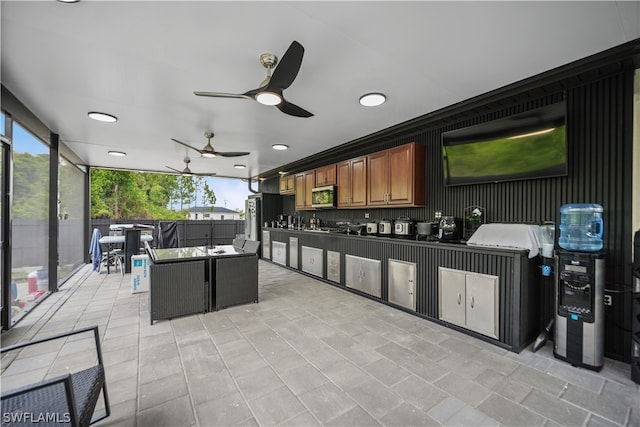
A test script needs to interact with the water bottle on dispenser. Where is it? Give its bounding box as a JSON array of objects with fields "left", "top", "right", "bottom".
[{"left": 558, "top": 203, "right": 604, "bottom": 252}]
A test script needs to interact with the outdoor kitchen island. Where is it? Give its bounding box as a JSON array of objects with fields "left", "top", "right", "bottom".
[
  {"left": 147, "top": 245, "right": 258, "bottom": 324},
  {"left": 263, "top": 228, "right": 540, "bottom": 353}
]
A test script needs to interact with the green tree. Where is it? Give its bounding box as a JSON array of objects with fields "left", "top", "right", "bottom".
[
  {"left": 90, "top": 169, "right": 183, "bottom": 219},
  {"left": 174, "top": 175, "right": 195, "bottom": 211},
  {"left": 202, "top": 181, "right": 217, "bottom": 212},
  {"left": 12, "top": 152, "right": 49, "bottom": 219}
]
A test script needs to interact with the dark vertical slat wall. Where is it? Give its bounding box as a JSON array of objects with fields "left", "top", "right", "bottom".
[
  {"left": 270, "top": 70, "right": 634, "bottom": 287},
  {"left": 264, "top": 68, "right": 635, "bottom": 361}
]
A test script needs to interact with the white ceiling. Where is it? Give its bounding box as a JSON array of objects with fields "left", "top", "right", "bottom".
[{"left": 2, "top": 1, "right": 639, "bottom": 180}]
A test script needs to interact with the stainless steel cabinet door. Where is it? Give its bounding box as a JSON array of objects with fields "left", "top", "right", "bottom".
[
  {"left": 289, "top": 237, "right": 299, "bottom": 269},
  {"left": 262, "top": 230, "right": 270, "bottom": 260},
  {"left": 301, "top": 246, "right": 323, "bottom": 277},
  {"left": 327, "top": 250, "right": 340, "bottom": 283},
  {"left": 388, "top": 259, "right": 416, "bottom": 311},
  {"left": 465, "top": 272, "right": 499, "bottom": 339},
  {"left": 272, "top": 241, "right": 287, "bottom": 266},
  {"left": 439, "top": 267, "right": 466, "bottom": 327},
  {"left": 345, "top": 255, "right": 381, "bottom": 298}
]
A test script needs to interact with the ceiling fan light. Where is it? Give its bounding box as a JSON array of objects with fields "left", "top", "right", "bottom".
[
  {"left": 359, "top": 93, "right": 386, "bottom": 107},
  {"left": 200, "top": 142, "right": 218, "bottom": 158},
  {"left": 256, "top": 91, "right": 282, "bottom": 106}
]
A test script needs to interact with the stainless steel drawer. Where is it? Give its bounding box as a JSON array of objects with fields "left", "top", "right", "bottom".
[{"left": 327, "top": 250, "right": 340, "bottom": 283}]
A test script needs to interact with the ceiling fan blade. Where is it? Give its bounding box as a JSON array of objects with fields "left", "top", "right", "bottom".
[
  {"left": 165, "top": 165, "right": 182, "bottom": 174},
  {"left": 276, "top": 99, "right": 313, "bottom": 118},
  {"left": 215, "top": 151, "right": 250, "bottom": 157},
  {"left": 172, "top": 138, "right": 203, "bottom": 154},
  {"left": 194, "top": 91, "right": 252, "bottom": 100},
  {"left": 268, "top": 41, "right": 304, "bottom": 91}
]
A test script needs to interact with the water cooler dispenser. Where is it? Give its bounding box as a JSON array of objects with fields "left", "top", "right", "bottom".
[
  {"left": 554, "top": 250, "right": 605, "bottom": 370},
  {"left": 554, "top": 203, "right": 605, "bottom": 371}
]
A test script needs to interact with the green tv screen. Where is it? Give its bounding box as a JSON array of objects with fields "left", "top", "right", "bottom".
[{"left": 442, "top": 103, "right": 567, "bottom": 186}]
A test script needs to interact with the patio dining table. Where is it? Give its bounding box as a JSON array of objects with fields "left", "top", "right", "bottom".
[{"left": 99, "top": 234, "right": 154, "bottom": 274}]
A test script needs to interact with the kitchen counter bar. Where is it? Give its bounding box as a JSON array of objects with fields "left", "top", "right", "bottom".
[{"left": 264, "top": 228, "right": 539, "bottom": 353}]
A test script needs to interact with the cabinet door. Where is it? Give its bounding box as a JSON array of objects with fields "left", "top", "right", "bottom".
[
  {"left": 279, "top": 175, "right": 295, "bottom": 194},
  {"left": 327, "top": 250, "right": 340, "bottom": 283},
  {"left": 301, "top": 246, "right": 323, "bottom": 277},
  {"left": 304, "top": 170, "right": 315, "bottom": 207},
  {"left": 387, "top": 145, "right": 413, "bottom": 205},
  {"left": 295, "top": 173, "right": 306, "bottom": 209},
  {"left": 262, "top": 230, "right": 271, "bottom": 260},
  {"left": 337, "top": 161, "right": 352, "bottom": 207},
  {"left": 289, "top": 237, "right": 299, "bottom": 269},
  {"left": 295, "top": 172, "right": 315, "bottom": 210},
  {"left": 316, "top": 164, "right": 336, "bottom": 186},
  {"left": 465, "top": 273, "right": 499, "bottom": 339},
  {"left": 388, "top": 259, "right": 416, "bottom": 311},
  {"left": 350, "top": 157, "right": 367, "bottom": 207},
  {"left": 439, "top": 267, "right": 466, "bottom": 327},
  {"left": 345, "top": 255, "right": 381, "bottom": 297},
  {"left": 367, "top": 150, "right": 389, "bottom": 206},
  {"left": 272, "top": 241, "right": 287, "bottom": 266}
]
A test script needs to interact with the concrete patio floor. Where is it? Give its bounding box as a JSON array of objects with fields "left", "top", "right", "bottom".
[{"left": 1, "top": 260, "right": 638, "bottom": 426}]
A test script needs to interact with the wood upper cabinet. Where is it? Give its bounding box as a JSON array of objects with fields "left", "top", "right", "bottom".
[
  {"left": 315, "top": 164, "right": 337, "bottom": 186},
  {"left": 337, "top": 156, "right": 367, "bottom": 208},
  {"left": 295, "top": 170, "right": 315, "bottom": 210},
  {"left": 367, "top": 142, "right": 425, "bottom": 207},
  {"left": 279, "top": 175, "right": 295, "bottom": 195}
]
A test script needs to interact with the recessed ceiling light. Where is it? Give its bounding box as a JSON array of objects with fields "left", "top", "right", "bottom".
[
  {"left": 108, "top": 150, "right": 126, "bottom": 157},
  {"left": 57, "top": 0, "right": 80, "bottom": 3},
  {"left": 256, "top": 91, "right": 282, "bottom": 106},
  {"left": 88, "top": 112, "right": 117, "bottom": 123},
  {"left": 359, "top": 93, "right": 386, "bottom": 107},
  {"left": 272, "top": 144, "right": 288, "bottom": 151},
  {"left": 234, "top": 164, "right": 246, "bottom": 169}
]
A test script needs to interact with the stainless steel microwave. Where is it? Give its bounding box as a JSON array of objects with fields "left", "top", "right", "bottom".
[{"left": 311, "top": 185, "right": 337, "bottom": 209}]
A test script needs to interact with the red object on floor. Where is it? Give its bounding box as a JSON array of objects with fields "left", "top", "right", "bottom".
[{"left": 27, "top": 272, "right": 38, "bottom": 294}]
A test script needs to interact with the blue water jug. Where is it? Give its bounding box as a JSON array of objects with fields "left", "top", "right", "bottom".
[{"left": 558, "top": 203, "right": 603, "bottom": 252}]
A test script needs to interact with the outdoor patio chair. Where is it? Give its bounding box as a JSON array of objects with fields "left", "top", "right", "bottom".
[{"left": 0, "top": 325, "right": 110, "bottom": 427}]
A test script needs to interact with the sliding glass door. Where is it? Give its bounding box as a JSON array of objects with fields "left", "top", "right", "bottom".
[{"left": 10, "top": 122, "right": 50, "bottom": 325}]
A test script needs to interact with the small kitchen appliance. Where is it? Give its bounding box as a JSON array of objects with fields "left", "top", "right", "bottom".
[
  {"left": 554, "top": 250, "right": 605, "bottom": 371},
  {"left": 394, "top": 216, "right": 414, "bottom": 239},
  {"left": 438, "top": 216, "right": 462, "bottom": 241},
  {"left": 366, "top": 222, "right": 378, "bottom": 236},
  {"left": 379, "top": 219, "right": 394, "bottom": 236},
  {"left": 416, "top": 221, "right": 438, "bottom": 241},
  {"left": 311, "top": 185, "right": 337, "bottom": 209}
]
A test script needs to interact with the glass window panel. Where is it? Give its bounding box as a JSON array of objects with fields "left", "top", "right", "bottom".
[
  {"left": 58, "top": 157, "right": 86, "bottom": 285},
  {"left": 10, "top": 122, "right": 49, "bottom": 324}
]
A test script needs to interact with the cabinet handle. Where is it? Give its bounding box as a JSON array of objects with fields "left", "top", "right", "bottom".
[
  {"left": 470, "top": 296, "right": 475, "bottom": 309},
  {"left": 457, "top": 292, "right": 461, "bottom": 305}
]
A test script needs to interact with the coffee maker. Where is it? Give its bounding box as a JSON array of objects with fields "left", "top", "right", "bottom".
[{"left": 438, "top": 216, "right": 462, "bottom": 241}]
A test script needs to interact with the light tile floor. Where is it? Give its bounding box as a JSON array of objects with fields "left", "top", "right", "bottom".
[{"left": 1, "top": 261, "right": 638, "bottom": 426}]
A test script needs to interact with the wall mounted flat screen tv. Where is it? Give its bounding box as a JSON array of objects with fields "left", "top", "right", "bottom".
[{"left": 442, "top": 102, "right": 567, "bottom": 186}]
